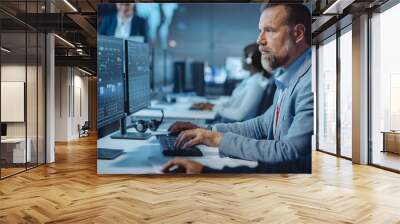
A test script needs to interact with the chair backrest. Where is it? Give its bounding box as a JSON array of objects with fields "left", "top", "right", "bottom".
[
  {"left": 82, "top": 121, "right": 90, "bottom": 129},
  {"left": 257, "top": 81, "right": 277, "bottom": 116}
]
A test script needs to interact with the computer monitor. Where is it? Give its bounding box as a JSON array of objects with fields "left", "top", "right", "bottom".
[
  {"left": 184, "top": 61, "right": 194, "bottom": 92},
  {"left": 173, "top": 61, "right": 205, "bottom": 96},
  {"left": 126, "top": 40, "right": 151, "bottom": 115},
  {"left": 110, "top": 40, "right": 152, "bottom": 140},
  {"left": 97, "top": 35, "right": 125, "bottom": 129},
  {"left": 190, "top": 62, "right": 205, "bottom": 96},
  {"left": 173, "top": 61, "right": 186, "bottom": 93},
  {"left": 225, "top": 57, "right": 244, "bottom": 79},
  {"left": 205, "top": 66, "right": 227, "bottom": 84},
  {"left": 1, "top": 123, "right": 7, "bottom": 138}
]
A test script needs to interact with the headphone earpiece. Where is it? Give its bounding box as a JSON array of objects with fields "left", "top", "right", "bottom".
[
  {"left": 133, "top": 120, "right": 148, "bottom": 133},
  {"left": 131, "top": 109, "right": 164, "bottom": 133},
  {"left": 148, "top": 119, "right": 162, "bottom": 132},
  {"left": 245, "top": 56, "right": 253, "bottom": 65}
]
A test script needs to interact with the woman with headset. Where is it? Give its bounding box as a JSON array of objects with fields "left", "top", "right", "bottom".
[{"left": 192, "top": 43, "right": 275, "bottom": 122}]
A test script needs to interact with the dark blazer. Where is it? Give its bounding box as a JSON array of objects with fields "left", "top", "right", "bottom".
[{"left": 99, "top": 14, "right": 148, "bottom": 41}]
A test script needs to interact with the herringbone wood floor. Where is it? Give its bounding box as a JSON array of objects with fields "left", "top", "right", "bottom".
[{"left": 1, "top": 135, "right": 400, "bottom": 224}]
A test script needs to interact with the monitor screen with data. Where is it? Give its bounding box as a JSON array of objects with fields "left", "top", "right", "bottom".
[
  {"left": 97, "top": 35, "right": 125, "bottom": 128},
  {"left": 126, "top": 40, "right": 151, "bottom": 115}
]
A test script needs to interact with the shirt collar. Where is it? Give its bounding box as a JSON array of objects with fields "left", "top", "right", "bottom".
[
  {"left": 117, "top": 14, "right": 133, "bottom": 26},
  {"left": 274, "top": 48, "right": 311, "bottom": 90}
]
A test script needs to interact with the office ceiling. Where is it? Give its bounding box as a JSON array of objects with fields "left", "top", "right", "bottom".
[{"left": 0, "top": 0, "right": 391, "bottom": 74}]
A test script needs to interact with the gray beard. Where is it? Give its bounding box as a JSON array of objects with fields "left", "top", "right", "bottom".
[
  {"left": 261, "top": 37, "right": 295, "bottom": 72},
  {"left": 261, "top": 51, "right": 291, "bottom": 72},
  {"left": 262, "top": 54, "right": 279, "bottom": 72}
]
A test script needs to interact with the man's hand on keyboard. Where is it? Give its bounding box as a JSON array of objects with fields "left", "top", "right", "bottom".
[
  {"left": 168, "top": 121, "right": 201, "bottom": 134},
  {"left": 175, "top": 128, "right": 223, "bottom": 149}
]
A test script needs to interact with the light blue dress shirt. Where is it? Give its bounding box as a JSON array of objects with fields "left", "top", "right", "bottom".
[{"left": 272, "top": 48, "right": 312, "bottom": 134}]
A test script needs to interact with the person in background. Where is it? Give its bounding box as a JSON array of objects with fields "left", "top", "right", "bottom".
[
  {"left": 99, "top": 3, "right": 148, "bottom": 41},
  {"left": 192, "top": 43, "right": 276, "bottom": 122}
]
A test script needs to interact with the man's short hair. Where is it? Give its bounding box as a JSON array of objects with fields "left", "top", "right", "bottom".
[{"left": 260, "top": 4, "right": 311, "bottom": 45}]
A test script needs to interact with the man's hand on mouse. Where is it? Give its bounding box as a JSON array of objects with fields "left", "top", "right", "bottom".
[
  {"left": 175, "top": 128, "right": 223, "bottom": 149},
  {"left": 162, "top": 157, "right": 204, "bottom": 174}
]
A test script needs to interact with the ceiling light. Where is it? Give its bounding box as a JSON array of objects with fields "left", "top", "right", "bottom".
[
  {"left": 1, "top": 47, "right": 11, "bottom": 53},
  {"left": 323, "top": 0, "right": 354, "bottom": 15},
  {"left": 63, "top": 0, "right": 78, "bottom": 12},
  {"left": 54, "top": 34, "right": 75, "bottom": 48},
  {"left": 169, "top": 40, "right": 177, "bottom": 48},
  {"left": 78, "top": 67, "right": 93, "bottom": 76}
]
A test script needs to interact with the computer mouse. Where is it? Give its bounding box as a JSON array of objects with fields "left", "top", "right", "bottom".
[{"left": 165, "top": 165, "right": 186, "bottom": 174}]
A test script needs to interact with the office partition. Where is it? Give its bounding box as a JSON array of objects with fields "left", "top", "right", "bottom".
[{"left": 0, "top": 0, "right": 47, "bottom": 179}]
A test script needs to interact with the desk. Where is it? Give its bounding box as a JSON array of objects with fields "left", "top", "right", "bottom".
[
  {"left": 382, "top": 131, "right": 400, "bottom": 154},
  {"left": 98, "top": 95, "right": 252, "bottom": 174},
  {"left": 97, "top": 130, "right": 258, "bottom": 174},
  {"left": 1, "top": 138, "right": 31, "bottom": 164},
  {"left": 131, "top": 96, "right": 230, "bottom": 122}
]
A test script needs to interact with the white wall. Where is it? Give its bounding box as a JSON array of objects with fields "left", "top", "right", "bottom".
[
  {"left": 55, "top": 66, "right": 69, "bottom": 141},
  {"left": 54, "top": 67, "right": 89, "bottom": 141},
  {"left": 1, "top": 65, "right": 42, "bottom": 137},
  {"left": 1, "top": 65, "right": 26, "bottom": 138},
  {"left": 74, "top": 73, "right": 89, "bottom": 135}
]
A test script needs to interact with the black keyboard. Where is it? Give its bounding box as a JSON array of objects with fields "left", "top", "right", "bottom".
[{"left": 157, "top": 135, "right": 203, "bottom": 157}]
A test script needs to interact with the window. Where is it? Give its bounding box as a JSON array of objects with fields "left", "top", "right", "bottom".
[
  {"left": 370, "top": 2, "right": 400, "bottom": 171},
  {"left": 339, "top": 28, "right": 352, "bottom": 158},
  {"left": 317, "top": 36, "right": 337, "bottom": 154}
]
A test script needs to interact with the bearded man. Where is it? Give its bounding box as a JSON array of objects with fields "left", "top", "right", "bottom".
[{"left": 163, "top": 4, "right": 313, "bottom": 174}]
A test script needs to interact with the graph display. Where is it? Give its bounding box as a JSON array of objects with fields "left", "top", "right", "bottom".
[
  {"left": 97, "top": 35, "right": 125, "bottom": 128},
  {"left": 126, "top": 41, "right": 151, "bottom": 114}
]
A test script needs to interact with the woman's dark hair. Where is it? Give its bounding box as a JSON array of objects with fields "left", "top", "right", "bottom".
[
  {"left": 244, "top": 43, "right": 263, "bottom": 72},
  {"left": 243, "top": 43, "right": 272, "bottom": 78}
]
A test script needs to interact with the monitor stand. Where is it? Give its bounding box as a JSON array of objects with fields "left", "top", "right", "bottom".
[
  {"left": 110, "top": 132, "right": 151, "bottom": 140},
  {"left": 110, "top": 116, "right": 151, "bottom": 140}
]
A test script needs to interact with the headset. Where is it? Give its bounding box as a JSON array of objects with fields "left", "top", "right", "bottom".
[
  {"left": 243, "top": 44, "right": 261, "bottom": 69},
  {"left": 243, "top": 50, "right": 257, "bottom": 68},
  {"left": 244, "top": 54, "right": 253, "bottom": 65},
  {"left": 131, "top": 108, "right": 164, "bottom": 133}
]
